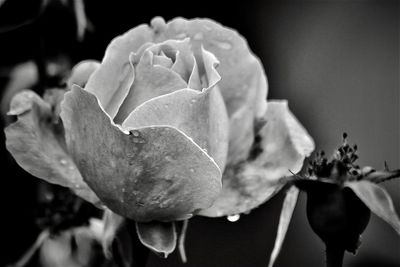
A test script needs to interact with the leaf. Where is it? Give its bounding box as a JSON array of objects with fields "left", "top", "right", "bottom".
[
  {"left": 61, "top": 86, "right": 222, "bottom": 222},
  {"left": 4, "top": 90, "right": 100, "bottom": 205},
  {"left": 268, "top": 186, "right": 299, "bottom": 267},
  {"left": 136, "top": 221, "right": 177, "bottom": 258},
  {"left": 346, "top": 180, "right": 400, "bottom": 235},
  {"left": 199, "top": 101, "right": 314, "bottom": 217}
]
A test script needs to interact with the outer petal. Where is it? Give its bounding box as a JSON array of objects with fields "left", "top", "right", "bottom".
[
  {"left": 84, "top": 25, "right": 153, "bottom": 118},
  {"left": 114, "top": 50, "right": 188, "bottom": 123},
  {"left": 200, "top": 100, "right": 314, "bottom": 216},
  {"left": 61, "top": 86, "right": 222, "bottom": 222},
  {"left": 67, "top": 60, "right": 100, "bottom": 89},
  {"left": 151, "top": 17, "right": 268, "bottom": 164},
  {"left": 4, "top": 90, "right": 100, "bottom": 204}
]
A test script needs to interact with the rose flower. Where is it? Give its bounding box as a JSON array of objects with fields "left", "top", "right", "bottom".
[{"left": 5, "top": 17, "right": 314, "bottom": 256}]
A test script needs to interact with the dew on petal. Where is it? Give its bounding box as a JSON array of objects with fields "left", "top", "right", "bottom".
[
  {"left": 59, "top": 158, "right": 68, "bottom": 165},
  {"left": 227, "top": 214, "right": 240, "bottom": 222}
]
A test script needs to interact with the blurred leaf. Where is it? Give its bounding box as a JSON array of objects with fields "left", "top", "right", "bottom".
[
  {"left": 136, "top": 221, "right": 177, "bottom": 258},
  {"left": 346, "top": 180, "right": 400, "bottom": 235},
  {"left": 102, "top": 210, "right": 124, "bottom": 259},
  {"left": 268, "top": 186, "right": 299, "bottom": 267}
]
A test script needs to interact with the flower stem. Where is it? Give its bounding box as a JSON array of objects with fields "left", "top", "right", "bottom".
[{"left": 325, "top": 245, "right": 344, "bottom": 267}]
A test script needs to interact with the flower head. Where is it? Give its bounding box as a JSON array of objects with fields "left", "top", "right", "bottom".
[{"left": 5, "top": 17, "right": 314, "bottom": 257}]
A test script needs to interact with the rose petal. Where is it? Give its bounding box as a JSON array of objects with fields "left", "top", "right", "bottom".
[
  {"left": 226, "top": 105, "right": 254, "bottom": 165},
  {"left": 149, "top": 38, "right": 195, "bottom": 82},
  {"left": 61, "top": 86, "right": 222, "bottom": 222},
  {"left": 5, "top": 90, "right": 100, "bottom": 204},
  {"left": 84, "top": 25, "right": 153, "bottom": 118},
  {"left": 251, "top": 100, "right": 315, "bottom": 171},
  {"left": 136, "top": 221, "right": 177, "bottom": 258},
  {"left": 114, "top": 50, "right": 188, "bottom": 123},
  {"left": 151, "top": 17, "right": 268, "bottom": 164},
  {"left": 188, "top": 56, "right": 202, "bottom": 90},
  {"left": 67, "top": 60, "right": 100, "bottom": 89},
  {"left": 153, "top": 55, "right": 173, "bottom": 68},
  {"left": 199, "top": 100, "right": 314, "bottom": 216},
  {"left": 201, "top": 46, "right": 221, "bottom": 89},
  {"left": 151, "top": 17, "right": 267, "bottom": 117},
  {"left": 122, "top": 86, "right": 229, "bottom": 171},
  {"left": 346, "top": 181, "right": 400, "bottom": 235}
]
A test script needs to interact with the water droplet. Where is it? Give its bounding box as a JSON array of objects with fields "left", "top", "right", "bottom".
[
  {"left": 217, "top": 41, "right": 232, "bottom": 50},
  {"left": 60, "top": 159, "right": 68, "bottom": 165},
  {"left": 194, "top": 32, "right": 203, "bottom": 40},
  {"left": 74, "top": 184, "right": 81, "bottom": 189},
  {"left": 132, "top": 130, "right": 140, "bottom": 137},
  {"left": 227, "top": 214, "right": 240, "bottom": 222}
]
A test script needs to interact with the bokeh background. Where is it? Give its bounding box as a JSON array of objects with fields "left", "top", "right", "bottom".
[{"left": 0, "top": 0, "right": 398, "bottom": 266}]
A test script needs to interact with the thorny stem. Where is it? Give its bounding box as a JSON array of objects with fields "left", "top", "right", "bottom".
[
  {"left": 7, "top": 229, "right": 50, "bottom": 267},
  {"left": 325, "top": 245, "right": 344, "bottom": 267}
]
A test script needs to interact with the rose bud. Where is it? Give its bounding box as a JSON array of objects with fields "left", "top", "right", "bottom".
[{"left": 268, "top": 134, "right": 400, "bottom": 267}]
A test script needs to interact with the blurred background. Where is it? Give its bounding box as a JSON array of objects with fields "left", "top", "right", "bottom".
[{"left": 0, "top": 0, "right": 398, "bottom": 266}]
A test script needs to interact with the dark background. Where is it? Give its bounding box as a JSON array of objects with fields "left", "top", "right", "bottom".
[{"left": 0, "top": 0, "right": 398, "bottom": 266}]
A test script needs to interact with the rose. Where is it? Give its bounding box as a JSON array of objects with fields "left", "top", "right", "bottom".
[{"left": 5, "top": 17, "right": 314, "bottom": 256}]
